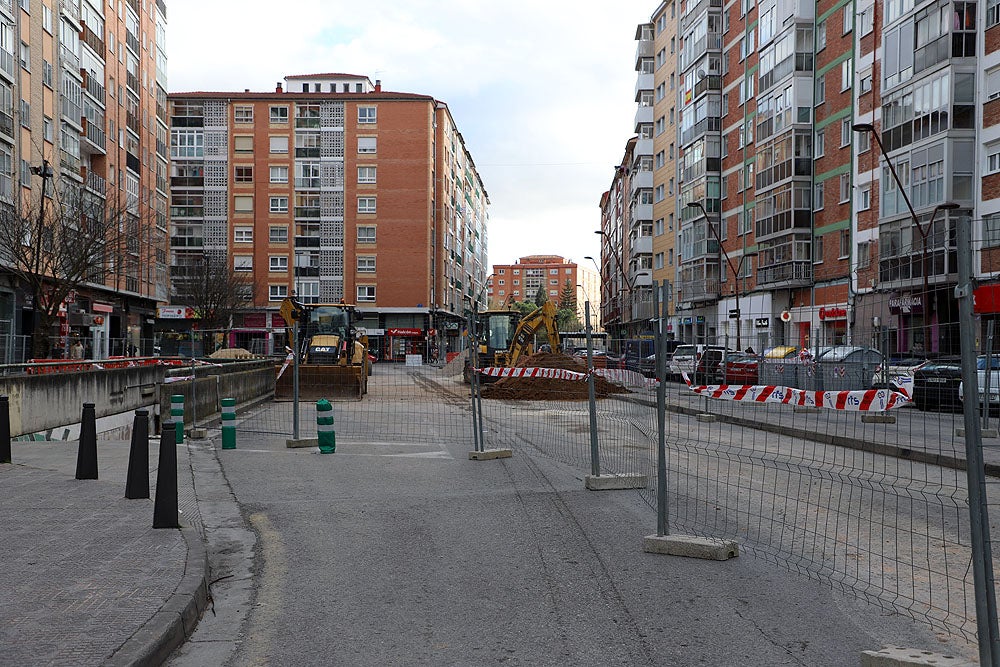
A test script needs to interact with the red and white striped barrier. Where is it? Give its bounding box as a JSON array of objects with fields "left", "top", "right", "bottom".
[
  {"left": 593, "top": 368, "right": 657, "bottom": 388},
  {"left": 479, "top": 366, "right": 587, "bottom": 381},
  {"left": 682, "top": 373, "right": 910, "bottom": 412}
]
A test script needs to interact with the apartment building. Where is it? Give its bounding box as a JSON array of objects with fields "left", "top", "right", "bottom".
[
  {"left": 601, "top": 0, "right": 987, "bottom": 356},
  {"left": 167, "top": 74, "right": 489, "bottom": 361},
  {"left": 487, "top": 255, "right": 579, "bottom": 307},
  {"left": 0, "top": 0, "right": 168, "bottom": 359}
]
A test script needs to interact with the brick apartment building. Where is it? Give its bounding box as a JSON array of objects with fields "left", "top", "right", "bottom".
[
  {"left": 600, "top": 0, "right": 985, "bottom": 356},
  {"left": 167, "top": 74, "right": 489, "bottom": 361},
  {"left": 0, "top": 0, "right": 168, "bottom": 359},
  {"left": 488, "top": 255, "right": 579, "bottom": 307}
]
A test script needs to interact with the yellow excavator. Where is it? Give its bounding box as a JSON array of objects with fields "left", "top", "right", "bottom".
[
  {"left": 275, "top": 299, "right": 370, "bottom": 399},
  {"left": 465, "top": 301, "right": 560, "bottom": 382}
]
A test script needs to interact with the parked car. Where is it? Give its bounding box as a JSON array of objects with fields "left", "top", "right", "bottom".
[
  {"left": 911, "top": 356, "right": 963, "bottom": 412},
  {"left": 669, "top": 344, "right": 731, "bottom": 381},
  {"left": 692, "top": 347, "right": 738, "bottom": 384},
  {"left": 717, "top": 352, "right": 760, "bottom": 384},
  {"left": 959, "top": 354, "right": 1000, "bottom": 412},
  {"left": 639, "top": 354, "right": 658, "bottom": 378},
  {"left": 871, "top": 356, "right": 928, "bottom": 392}
]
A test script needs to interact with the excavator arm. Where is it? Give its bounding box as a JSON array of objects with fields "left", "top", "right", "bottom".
[{"left": 495, "top": 301, "right": 560, "bottom": 367}]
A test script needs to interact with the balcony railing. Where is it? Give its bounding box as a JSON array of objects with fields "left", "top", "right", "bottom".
[
  {"left": 86, "top": 171, "right": 106, "bottom": 195},
  {"left": 295, "top": 177, "right": 321, "bottom": 188},
  {"left": 82, "top": 25, "right": 105, "bottom": 58},
  {"left": 0, "top": 110, "right": 13, "bottom": 140},
  {"left": 83, "top": 70, "right": 106, "bottom": 105},
  {"left": 757, "top": 260, "right": 812, "bottom": 286},
  {"left": 295, "top": 117, "right": 320, "bottom": 128},
  {"left": 82, "top": 119, "right": 106, "bottom": 153},
  {"left": 170, "top": 176, "right": 204, "bottom": 187},
  {"left": 294, "top": 147, "right": 320, "bottom": 158},
  {"left": 677, "top": 278, "right": 720, "bottom": 303},
  {"left": 0, "top": 47, "right": 14, "bottom": 83},
  {"left": 294, "top": 207, "right": 320, "bottom": 218}
]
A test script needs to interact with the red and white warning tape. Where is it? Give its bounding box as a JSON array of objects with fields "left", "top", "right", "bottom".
[
  {"left": 479, "top": 366, "right": 587, "bottom": 381},
  {"left": 275, "top": 352, "right": 295, "bottom": 381},
  {"left": 682, "top": 373, "right": 910, "bottom": 412}
]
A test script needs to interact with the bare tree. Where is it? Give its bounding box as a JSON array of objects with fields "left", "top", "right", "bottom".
[
  {"left": 171, "top": 254, "right": 255, "bottom": 336},
  {"left": 0, "top": 164, "right": 146, "bottom": 358}
]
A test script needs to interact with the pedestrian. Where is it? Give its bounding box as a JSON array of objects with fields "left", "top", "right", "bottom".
[{"left": 70, "top": 339, "right": 84, "bottom": 359}]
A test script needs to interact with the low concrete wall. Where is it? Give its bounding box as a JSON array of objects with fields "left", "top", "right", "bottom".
[
  {"left": 158, "top": 360, "right": 275, "bottom": 431},
  {"left": 0, "top": 359, "right": 276, "bottom": 438}
]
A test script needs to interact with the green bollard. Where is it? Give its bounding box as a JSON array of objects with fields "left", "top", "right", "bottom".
[
  {"left": 316, "top": 399, "right": 335, "bottom": 454},
  {"left": 171, "top": 394, "right": 184, "bottom": 444},
  {"left": 221, "top": 398, "right": 236, "bottom": 450}
]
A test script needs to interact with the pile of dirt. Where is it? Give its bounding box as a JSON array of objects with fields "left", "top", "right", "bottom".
[{"left": 479, "top": 351, "right": 629, "bottom": 401}]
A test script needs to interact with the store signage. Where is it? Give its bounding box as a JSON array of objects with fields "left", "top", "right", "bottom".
[
  {"left": 888, "top": 295, "right": 923, "bottom": 314},
  {"left": 754, "top": 318, "right": 770, "bottom": 328},
  {"left": 974, "top": 284, "right": 1000, "bottom": 314},
  {"left": 157, "top": 306, "right": 197, "bottom": 319},
  {"left": 696, "top": 316, "right": 705, "bottom": 324},
  {"left": 387, "top": 328, "right": 423, "bottom": 337},
  {"left": 682, "top": 317, "right": 693, "bottom": 325},
  {"left": 818, "top": 306, "right": 847, "bottom": 320}
]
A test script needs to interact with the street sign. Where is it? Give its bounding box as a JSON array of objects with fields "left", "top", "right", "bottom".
[{"left": 728, "top": 308, "right": 740, "bottom": 319}]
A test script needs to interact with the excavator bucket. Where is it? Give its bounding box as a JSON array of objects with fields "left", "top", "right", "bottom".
[{"left": 275, "top": 363, "right": 367, "bottom": 400}]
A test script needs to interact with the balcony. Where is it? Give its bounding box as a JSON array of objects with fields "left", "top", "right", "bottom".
[
  {"left": 630, "top": 235, "right": 652, "bottom": 255},
  {"left": 295, "top": 117, "right": 321, "bottom": 129},
  {"left": 294, "top": 206, "right": 321, "bottom": 219},
  {"left": 631, "top": 202, "right": 653, "bottom": 222},
  {"left": 82, "top": 69, "right": 106, "bottom": 106},
  {"left": 634, "top": 104, "right": 653, "bottom": 128},
  {"left": 125, "top": 30, "right": 140, "bottom": 56},
  {"left": 126, "top": 71, "right": 139, "bottom": 94},
  {"left": 878, "top": 247, "right": 956, "bottom": 289},
  {"left": 81, "top": 25, "right": 105, "bottom": 58},
  {"left": 295, "top": 147, "right": 320, "bottom": 158},
  {"left": 681, "top": 115, "right": 721, "bottom": 146},
  {"left": 0, "top": 47, "right": 14, "bottom": 84},
  {"left": 682, "top": 0, "right": 723, "bottom": 27},
  {"left": 756, "top": 260, "right": 812, "bottom": 287},
  {"left": 634, "top": 73, "right": 654, "bottom": 99},
  {"left": 634, "top": 137, "right": 653, "bottom": 156},
  {"left": 677, "top": 277, "right": 720, "bottom": 303},
  {"left": 170, "top": 176, "right": 204, "bottom": 188},
  {"left": 0, "top": 110, "right": 13, "bottom": 141},
  {"left": 60, "top": 44, "right": 80, "bottom": 72},
  {"left": 295, "top": 177, "right": 321, "bottom": 189},
  {"left": 80, "top": 118, "right": 107, "bottom": 154},
  {"left": 635, "top": 38, "right": 654, "bottom": 63}
]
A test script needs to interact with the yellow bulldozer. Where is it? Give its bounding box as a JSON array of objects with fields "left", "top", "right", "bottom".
[{"left": 275, "top": 299, "right": 371, "bottom": 400}]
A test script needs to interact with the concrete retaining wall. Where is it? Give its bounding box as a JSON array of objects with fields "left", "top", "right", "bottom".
[{"left": 0, "top": 360, "right": 275, "bottom": 438}]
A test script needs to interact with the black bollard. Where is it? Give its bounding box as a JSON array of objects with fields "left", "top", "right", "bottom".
[
  {"left": 75, "top": 402, "right": 98, "bottom": 480},
  {"left": 124, "top": 409, "right": 150, "bottom": 499},
  {"left": 153, "top": 421, "right": 179, "bottom": 529},
  {"left": 0, "top": 395, "right": 10, "bottom": 464}
]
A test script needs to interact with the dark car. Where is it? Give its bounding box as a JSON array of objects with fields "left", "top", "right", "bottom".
[
  {"left": 911, "top": 356, "right": 963, "bottom": 411},
  {"left": 717, "top": 352, "right": 760, "bottom": 384},
  {"left": 692, "top": 348, "right": 736, "bottom": 384}
]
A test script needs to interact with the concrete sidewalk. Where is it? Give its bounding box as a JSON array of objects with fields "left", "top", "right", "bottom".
[{"left": 0, "top": 438, "right": 209, "bottom": 667}]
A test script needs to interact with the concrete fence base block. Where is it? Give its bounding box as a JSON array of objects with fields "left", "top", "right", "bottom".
[
  {"left": 286, "top": 437, "right": 318, "bottom": 449},
  {"left": 694, "top": 414, "right": 716, "bottom": 423},
  {"left": 643, "top": 534, "right": 739, "bottom": 560},
  {"left": 955, "top": 427, "right": 999, "bottom": 438},
  {"left": 793, "top": 406, "right": 821, "bottom": 413},
  {"left": 188, "top": 428, "right": 208, "bottom": 439},
  {"left": 468, "top": 448, "right": 512, "bottom": 461},
  {"left": 861, "top": 414, "right": 896, "bottom": 424},
  {"left": 585, "top": 473, "right": 648, "bottom": 491},
  {"left": 861, "top": 646, "right": 976, "bottom": 667}
]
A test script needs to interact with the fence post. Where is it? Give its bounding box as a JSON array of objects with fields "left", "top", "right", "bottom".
[
  {"left": 0, "top": 395, "right": 9, "bottom": 464},
  {"left": 170, "top": 394, "right": 184, "bottom": 444},
  {"left": 221, "top": 398, "right": 237, "bottom": 450},
  {"left": 75, "top": 402, "right": 98, "bottom": 480},
  {"left": 125, "top": 409, "right": 149, "bottom": 499},
  {"left": 153, "top": 420, "right": 179, "bottom": 529},
  {"left": 316, "top": 399, "right": 335, "bottom": 454}
]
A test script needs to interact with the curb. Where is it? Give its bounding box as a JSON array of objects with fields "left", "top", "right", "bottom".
[{"left": 106, "top": 523, "right": 210, "bottom": 666}]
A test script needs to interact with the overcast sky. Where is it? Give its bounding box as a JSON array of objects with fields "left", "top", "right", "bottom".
[{"left": 166, "top": 0, "right": 646, "bottom": 270}]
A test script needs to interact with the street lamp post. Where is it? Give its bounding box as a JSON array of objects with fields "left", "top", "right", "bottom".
[
  {"left": 853, "top": 123, "right": 959, "bottom": 354},
  {"left": 686, "top": 201, "right": 756, "bottom": 351}
]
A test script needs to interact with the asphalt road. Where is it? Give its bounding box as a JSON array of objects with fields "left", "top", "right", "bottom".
[{"left": 168, "top": 364, "right": 977, "bottom": 665}]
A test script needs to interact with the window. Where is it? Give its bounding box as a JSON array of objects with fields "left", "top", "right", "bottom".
[
  {"left": 990, "top": 0, "right": 1000, "bottom": 27},
  {"left": 42, "top": 60, "right": 52, "bottom": 87},
  {"left": 170, "top": 130, "right": 204, "bottom": 157},
  {"left": 270, "top": 165, "right": 289, "bottom": 183},
  {"left": 43, "top": 116, "right": 52, "bottom": 142},
  {"left": 839, "top": 174, "right": 851, "bottom": 202},
  {"left": 235, "top": 106, "right": 253, "bottom": 123},
  {"left": 857, "top": 241, "right": 872, "bottom": 267},
  {"left": 859, "top": 71, "right": 872, "bottom": 93},
  {"left": 814, "top": 235, "right": 825, "bottom": 263},
  {"left": 269, "top": 256, "right": 288, "bottom": 271},
  {"left": 234, "top": 227, "right": 253, "bottom": 243},
  {"left": 815, "top": 75, "right": 825, "bottom": 105},
  {"left": 815, "top": 182, "right": 825, "bottom": 210},
  {"left": 357, "top": 285, "right": 376, "bottom": 302},
  {"left": 269, "top": 285, "right": 288, "bottom": 301},
  {"left": 841, "top": 119, "right": 852, "bottom": 146},
  {"left": 986, "top": 214, "right": 1000, "bottom": 247},
  {"left": 269, "top": 136, "right": 288, "bottom": 154},
  {"left": 357, "top": 197, "right": 376, "bottom": 214},
  {"left": 358, "top": 137, "right": 377, "bottom": 154},
  {"left": 839, "top": 230, "right": 850, "bottom": 258},
  {"left": 270, "top": 196, "right": 288, "bottom": 213},
  {"left": 358, "top": 106, "right": 376, "bottom": 124},
  {"left": 269, "top": 226, "right": 288, "bottom": 243},
  {"left": 357, "top": 225, "right": 376, "bottom": 243},
  {"left": 988, "top": 146, "right": 1000, "bottom": 175},
  {"left": 357, "top": 256, "right": 376, "bottom": 273},
  {"left": 815, "top": 129, "right": 825, "bottom": 157},
  {"left": 858, "top": 186, "right": 871, "bottom": 210},
  {"left": 269, "top": 106, "right": 288, "bottom": 123},
  {"left": 358, "top": 166, "right": 376, "bottom": 183},
  {"left": 843, "top": 5, "right": 854, "bottom": 33},
  {"left": 234, "top": 165, "right": 253, "bottom": 183},
  {"left": 817, "top": 20, "right": 826, "bottom": 49},
  {"left": 841, "top": 60, "right": 853, "bottom": 92},
  {"left": 234, "top": 195, "right": 254, "bottom": 212},
  {"left": 234, "top": 135, "right": 254, "bottom": 153},
  {"left": 19, "top": 41, "right": 28, "bottom": 71},
  {"left": 234, "top": 255, "right": 253, "bottom": 272},
  {"left": 859, "top": 6, "right": 874, "bottom": 35}
]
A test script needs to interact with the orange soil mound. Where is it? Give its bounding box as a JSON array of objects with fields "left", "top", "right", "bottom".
[{"left": 479, "top": 352, "right": 629, "bottom": 401}]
